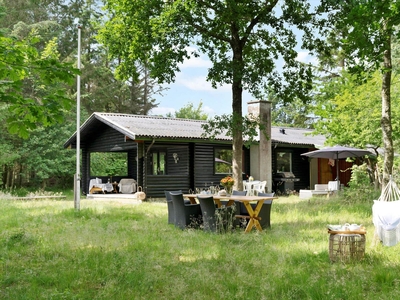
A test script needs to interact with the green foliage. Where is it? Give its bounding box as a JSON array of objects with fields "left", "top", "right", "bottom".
[
  {"left": 201, "top": 112, "right": 268, "bottom": 148},
  {"left": 0, "top": 31, "right": 78, "bottom": 138},
  {"left": 100, "top": 0, "right": 317, "bottom": 102},
  {"left": 315, "top": 0, "right": 400, "bottom": 185},
  {"left": 342, "top": 163, "right": 379, "bottom": 204},
  {"left": 312, "top": 71, "right": 400, "bottom": 149},
  {"left": 0, "top": 1, "right": 163, "bottom": 191},
  {"left": 166, "top": 101, "right": 208, "bottom": 120},
  {"left": 215, "top": 149, "right": 232, "bottom": 174},
  {"left": 0, "top": 105, "right": 79, "bottom": 189},
  {"left": 317, "top": 1, "right": 400, "bottom": 75},
  {"left": 347, "top": 163, "right": 373, "bottom": 190},
  {"left": 90, "top": 152, "right": 127, "bottom": 177},
  {"left": 272, "top": 97, "right": 314, "bottom": 128}
]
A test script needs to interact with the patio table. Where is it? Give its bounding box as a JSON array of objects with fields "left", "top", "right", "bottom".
[{"left": 183, "top": 194, "right": 277, "bottom": 232}]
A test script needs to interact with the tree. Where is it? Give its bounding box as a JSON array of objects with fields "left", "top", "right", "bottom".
[
  {"left": 313, "top": 71, "right": 400, "bottom": 150},
  {"left": 99, "top": 0, "right": 318, "bottom": 190},
  {"left": 0, "top": 27, "right": 78, "bottom": 138},
  {"left": 0, "top": 104, "right": 79, "bottom": 189},
  {"left": 0, "top": 1, "right": 162, "bottom": 190},
  {"left": 271, "top": 97, "right": 314, "bottom": 128},
  {"left": 166, "top": 101, "right": 208, "bottom": 120},
  {"left": 0, "top": 0, "right": 161, "bottom": 118},
  {"left": 316, "top": 0, "right": 400, "bottom": 186}
]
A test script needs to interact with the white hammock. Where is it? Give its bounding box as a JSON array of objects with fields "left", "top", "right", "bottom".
[{"left": 372, "top": 177, "right": 400, "bottom": 246}]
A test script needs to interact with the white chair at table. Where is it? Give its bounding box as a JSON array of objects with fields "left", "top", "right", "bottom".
[
  {"left": 244, "top": 180, "right": 260, "bottom": 196},
  {"left": 253, "top": 181, "right": 267, "bottom": 195}
]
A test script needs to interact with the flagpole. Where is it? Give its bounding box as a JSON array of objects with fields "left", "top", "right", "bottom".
[{"left": 74, "top": 25, "right": 81, "bottom": 210}]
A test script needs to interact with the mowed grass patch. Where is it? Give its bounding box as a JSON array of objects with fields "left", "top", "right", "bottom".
[{"left": 1, "top": 196, "right": 400, "bottom": 299}]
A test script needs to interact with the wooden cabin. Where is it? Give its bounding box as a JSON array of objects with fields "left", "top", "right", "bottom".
[{"left": 64, "top": 108, "right": 332, "bottom": 198}]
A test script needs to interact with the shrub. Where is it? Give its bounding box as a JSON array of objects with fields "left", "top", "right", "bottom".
[{"left": 343, "top": 163, "right": 380, "bottom": 203}]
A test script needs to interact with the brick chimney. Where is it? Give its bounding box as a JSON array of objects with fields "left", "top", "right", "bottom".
[{"left": 247, "top": 100, "right": 272, "bottom": 192}]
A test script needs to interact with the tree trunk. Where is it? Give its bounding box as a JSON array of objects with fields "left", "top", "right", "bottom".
[
  {"left": 231, "top": 27, "right": 244, "bottom": 191},
  {"left": 381, "top": 36, "right": 393, "bottom": 188},
  {"left": 232, "top": 84, "right": 243, "bottom": 192}
]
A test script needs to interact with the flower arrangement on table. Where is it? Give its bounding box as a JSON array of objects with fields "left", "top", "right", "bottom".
[{"left": 220, "top": 175, "right": 234, "bottom": 195}]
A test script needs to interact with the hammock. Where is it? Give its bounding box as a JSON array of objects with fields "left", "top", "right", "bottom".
[{"left": 372, "top": 177, "right": 400, "bottom": 246}]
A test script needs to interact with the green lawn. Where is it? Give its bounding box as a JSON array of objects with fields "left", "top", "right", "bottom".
[{"left": 1, "top": 195, "right": 399, "bottom": 299}]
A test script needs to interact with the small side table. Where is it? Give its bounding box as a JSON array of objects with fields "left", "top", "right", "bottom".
[
  {"left": 328, "top": 228, "right": 366, "bottom": 263},
  {"left": 112, "top": 182, "right": 119, "bottom": 193}
]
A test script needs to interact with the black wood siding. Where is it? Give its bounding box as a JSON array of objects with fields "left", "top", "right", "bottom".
[
  {"left": 144, "top": 142, "right": 191, "bottom": 198},
  {"left": 272, "top": 147, "right": 310, "bottom": 192},
  {"left": 143, "top": 142, "right": 250, "bottom": 198},
  {"left": 194, "top": 143, "right": 250, "bottom": 191},
  {"left": 86, "top": 126, "right": 136, "bottom": 152},
  {"left": 80, "top": 125, "right": 138, "bottom": 194}
]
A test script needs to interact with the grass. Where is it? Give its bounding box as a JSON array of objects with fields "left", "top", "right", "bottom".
[{"left": 1, "top": 194, "right": 400, "bottom": 299}]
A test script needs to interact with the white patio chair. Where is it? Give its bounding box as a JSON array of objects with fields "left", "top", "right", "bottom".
[
  {"left": 118, "top": 178, "right": 137, "bottom": 194},
  {"left": 253, "top": 181, "right": 267, "bottom": 195},
  {"left": 244, "top": 180, "right": 260, "bottom": 196}
]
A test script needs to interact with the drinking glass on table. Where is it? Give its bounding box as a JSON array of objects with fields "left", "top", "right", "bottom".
[
  {"left": 215, "top": 185, "right": 220, "bottom": 194},
  {"left": 210, "top": 185, "right": 215, "bottom": 195}
]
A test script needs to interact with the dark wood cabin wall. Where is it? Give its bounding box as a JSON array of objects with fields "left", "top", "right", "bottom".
[
  {"left": 272, "top": 147, "right": 310, "bottom": 192},
  {"left": 142, "top": 142, "right": 248, "bottom": 198},
  {"left": 144, "top": 142, "right": 191, "bottom": 198},
  {"left": 80, "top": 126, "right": 137, "bottom": 194},
  {"left": 194, "top": 144, "right": 223, "bottom": 190},
  {"left": 86, "top": 126, "right": 136, "bottom": 152},
  {"left": 292, "top": 148, "right": 310, "bottom": 190},
  {"left": 189, "top": 143, "right": 195, "bottom": 191},
  {"left": 82, "top": 150, "right": 89, "bottom": 194},
  {"left": 127, "top": 149, "right": 137, "bottom": 180},
  {"left": 167, "top": 146, "right": 190, "bottom": 175},
  {"left": 243, "top": 148, "right": 250, "bottom": 179},
  {"left": 194, "top": 143, "right": 250, "bottom": 191},
  {"left": 137, "top": 142, "right": 145, "bottom": 189}
]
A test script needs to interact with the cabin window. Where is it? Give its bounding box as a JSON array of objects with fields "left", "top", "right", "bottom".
[
  {"left": 277, "top": 151, "right": 292, "bottom": 172},
  {"left": 150, "top": 150, "right": 166, "bottom": 175},
  {"left": 214, "top": 148, "right": 232, "bottom": 174},
  {"left": 90, "top": 152, "right": 127, "bottom": 177}
]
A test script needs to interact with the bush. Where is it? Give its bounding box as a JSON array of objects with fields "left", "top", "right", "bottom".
[{"left": 343, "top": 163, "right": 380, "bottom": 203}]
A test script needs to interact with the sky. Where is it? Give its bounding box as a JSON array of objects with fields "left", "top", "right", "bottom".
[
  {"left": 149, "top": 49, "right": 316, "bottom": 117},
  {"left": 150, "top": 49, "right": 253, "bottom": 117}
]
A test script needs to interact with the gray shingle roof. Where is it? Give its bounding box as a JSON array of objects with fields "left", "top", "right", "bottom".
[
  {"left": 64, "top": 112, "right": 326, "bottom": 147},
  {"left": 271, "top": 127, "right": 325, "bottom": 147},
  {"left": 98, "top": 113, "right": 230, "bottom": 140}
]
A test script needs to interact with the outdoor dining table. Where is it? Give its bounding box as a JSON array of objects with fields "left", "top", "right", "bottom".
[{"left": 183, "top": 194, "right": 277, "bottom": 233}]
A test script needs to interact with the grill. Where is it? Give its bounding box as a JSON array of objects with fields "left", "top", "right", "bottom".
[{"left": 273, "top": 172, "right": 300, "bottom": 194}]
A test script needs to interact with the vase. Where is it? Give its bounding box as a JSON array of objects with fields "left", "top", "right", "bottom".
[{"left": 224, "top": 185, "right": 233, "bottom": 196}]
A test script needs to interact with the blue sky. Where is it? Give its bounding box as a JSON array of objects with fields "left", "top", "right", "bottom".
[
  {"left": 150, "top": 48, "right": 253, "bottom": 117},
  {"left": 150, "top": 48, "right": 315, "bottom": 117}
]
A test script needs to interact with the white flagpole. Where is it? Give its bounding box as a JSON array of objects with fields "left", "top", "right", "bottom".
[{"left": 74, "top": 25, "right": 82, "bottom": 210}]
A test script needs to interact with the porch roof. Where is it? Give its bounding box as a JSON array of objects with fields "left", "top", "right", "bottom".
[{"left": 64, "top": 113, "right": 326, "bottom": 148}]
